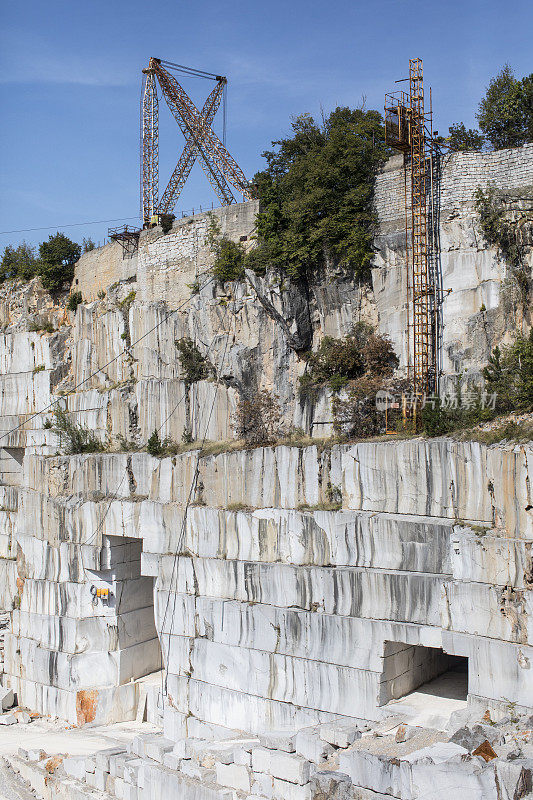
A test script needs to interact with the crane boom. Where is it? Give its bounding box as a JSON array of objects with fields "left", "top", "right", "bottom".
[
  {"left": 140, "top": 56, "right": 251, "bottom": 225},
  {"left": 158, "top": 80, "right": 227, "bottom": 213}
]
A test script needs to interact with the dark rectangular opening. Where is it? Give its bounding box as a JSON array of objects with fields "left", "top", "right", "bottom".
[{"left": 379, "top": 641, "right": 468, "bottom": 705}]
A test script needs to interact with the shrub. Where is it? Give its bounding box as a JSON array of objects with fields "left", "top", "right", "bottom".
[
  {"left": 445, "top": 122, "right": 485, "bottom": 152},
  {"left": 160, "top": 214, "right": 176, "bottom": 234},
  {"left": 175, "top": 338, "right": 212, "bottom": 384},
  {"left": 147, "top": 430, "right": 163, "bottom": 456},
  {"left": 0, "top": 242, "right": 38, "bottom": 283},
  {"left": 483, "top": 331, "right": 533, "bottom": 414},
  {"left": 82, "top": 237, "right": 96, "bottom": 252},
  {"left": 119, "top": 290, "right": 136, "bottom": 311},
  {"left": 235, "top": 390, "right": 283, "bottom": 445},
  {"left": 206, "top": 215, "right": 246, "bottom": 282},
  {"left": 248, "top": 106, "right": 389, "bottom": 280},
  {"left": 299, "top": 324, "right": 398, "bottom": 397},
  {"left": 51, "top": 407, "right": 104, "bottom": 454},
  {"left": 332, "top": 376, "right": 408, "bottom": 439},
  {"left": 28, "top": 320, "right": 55, "bottom": 334},
  {"left": 477, "top": 65, "right": 533, "bottom": 150},
  {"left": 67, "top": 291, "right": 83, "bottom": 312},
  {"left": 475, "top": 187, "right": 528, "bottom": 297}
]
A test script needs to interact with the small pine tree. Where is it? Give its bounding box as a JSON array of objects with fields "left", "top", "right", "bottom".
[{"left": 147, "top": 429, "right": 163, "bottom": 456}]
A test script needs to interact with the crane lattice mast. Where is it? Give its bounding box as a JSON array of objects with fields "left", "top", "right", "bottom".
[{"left": 140, "top": 57, "right": 251, "bottom": 226}]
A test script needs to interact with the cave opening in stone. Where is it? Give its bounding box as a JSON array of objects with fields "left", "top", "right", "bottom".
[{"left": 379, "top": 641, "right": 469, "bottom": 706}]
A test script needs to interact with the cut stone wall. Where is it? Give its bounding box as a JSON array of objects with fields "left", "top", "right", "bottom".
[{"left": 73, "top": 201, "right": 259, "bottom": 303}]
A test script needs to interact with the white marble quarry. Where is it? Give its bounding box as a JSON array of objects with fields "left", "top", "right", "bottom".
[{"left": 0, "top": 149, "right": 530, "bottom": 799}]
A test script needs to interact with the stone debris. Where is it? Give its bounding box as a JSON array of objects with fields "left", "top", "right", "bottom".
[{"left": 3, "top": 711, "right": 531, "bottom": 800}]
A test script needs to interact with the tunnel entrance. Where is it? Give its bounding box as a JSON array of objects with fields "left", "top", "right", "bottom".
[{"left": 379, "top": 641, "right": 468, "bottom": 706}]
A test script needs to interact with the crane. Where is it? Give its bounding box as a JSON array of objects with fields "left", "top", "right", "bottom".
[{"left": 140, "top": 57, "right": 252, "bottom": 226}]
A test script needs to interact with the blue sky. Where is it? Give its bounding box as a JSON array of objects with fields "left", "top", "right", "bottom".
[{"left": 1, "top": 0, "right": 531, "bottom": 253}]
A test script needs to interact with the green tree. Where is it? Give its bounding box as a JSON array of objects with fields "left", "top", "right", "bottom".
[
  {"left": 0, "top": 242, "right": 38, "bottom": 282},
  {"left": 477, "top": 65, "right": 533, "bottom": 150},
  {"left": 248, "top": 106, "right": 389, "bottom": 280},
  {"left": 38, "top": 233, "right": 81, "bottom": 293},
  {"left": 446, "top": 122, "right": 485, "bottom": 152},
  {"left": 483, "top": 331, "right": 533, "bottom": 413}
]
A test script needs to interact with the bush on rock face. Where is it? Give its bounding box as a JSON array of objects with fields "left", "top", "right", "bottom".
[
  {"left": 235, "top": 390, "right": 283, "bottom": 445},
  {"left": 249, "top": 106, "right": 389, "bottom": 281},
  {"left": 175, "top": 338, "right": 213, "bottom": 384},
  {"left": 299, "top": 323, "right": 398, "bottom": 398},
  {"left": 51, "top": 408, "right": 104, "bottom": 455}
]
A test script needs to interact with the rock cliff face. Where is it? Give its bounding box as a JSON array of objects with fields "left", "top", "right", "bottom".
[{"left": 0, "top": 144, "right": 531, "bottom": 800}]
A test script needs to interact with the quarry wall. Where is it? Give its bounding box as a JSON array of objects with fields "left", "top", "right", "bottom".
[
  {"left": 373, "top": 143, "right": 533, "bottom": 376},
  {"left": 4, "top": 438, "right": 533, "bottom": 732}
]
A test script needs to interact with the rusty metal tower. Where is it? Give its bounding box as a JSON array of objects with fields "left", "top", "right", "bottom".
[
  {"left": 140, "top": 57, "right": 252, "bottom": 226},
  {"left": 385, "top": 58, "right": 440, "bottom": 404}
]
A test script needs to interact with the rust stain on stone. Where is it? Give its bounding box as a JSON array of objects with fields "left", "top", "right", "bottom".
[
  {"left": 472, "top": 740, "right": 497, "bottom": 762},
  {"left": 44, "top": 755, "right": 63, "bottom": 774},
  {"left": 76, "top": 689, "right": 98, "bottom": 726}
]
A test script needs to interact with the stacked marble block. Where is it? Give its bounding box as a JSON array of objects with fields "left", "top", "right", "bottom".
[
  {"left": 4, "top": 527, "right": 160, "bottom": 724},
  {"left": 2, "top": 437, "right": 533, "bottom": 732}
]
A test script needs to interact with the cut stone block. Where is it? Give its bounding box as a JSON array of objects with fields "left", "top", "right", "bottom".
[
  {"left": 123, "top": 758, "right": 143, "bottom": 785},
  {"left": 273, "top": 778, "right": 312, "bottom": 800},
  {"left": 310, "top": 770, "right": 353, "bottom": 800},
  {"left": 215, "top": 761, "right": 251, "bottom": 793},
  {"left": 144, "top": 736, "right": 174, "bottom": 764},
  {"left": 96, "top": 746, "right": 126, "bottom": 771},
  {"left": 319, "top": 720, "right": 361, "bottom": 748},
  {"left": 0, "top": 688, "right": 14, "bottom": 710},
  {"left": 295, "top": 728, "right": 334, "bottom": 764},
  {"left": 94, "top": 767, "right": 109, "bottom": 791},
  {"left": 63, "top": 756, "right": 87, "bottom": 781},
  {"left": 252, "top": 748, "right": 310, "bottom": 785},
  {"left": 259, "top": 731, "right": 296, "bottom": 752},
  {"left": 109, "top": 752, "right": 133, "bottom": 778},
  {"left": 252, "top": 771, "right": 274, "bottom": 798},
  {"left": 163, "top": 752, "right": 182, "bottom": 770}
]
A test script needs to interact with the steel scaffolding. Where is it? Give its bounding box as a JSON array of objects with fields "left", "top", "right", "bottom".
[{"left": 385, "top": 58, "right": 440, "bottom": 404}]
